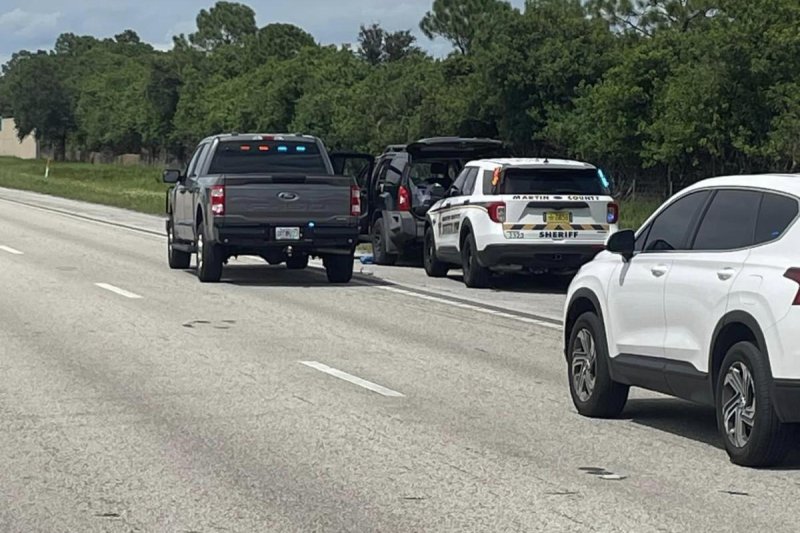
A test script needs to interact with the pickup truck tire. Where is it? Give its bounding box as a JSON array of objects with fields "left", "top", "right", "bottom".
[
  {"left": 372, "top": 218, "right": 397, "bottom": 266},
  {"left": 167, "top": 220, "right": 191, "bottom": 270},
  {"left": 324, "top": 254, "right": 354, "bottom": 283},
  {"left": 461, "top": 232, "right": 491, "bottom": 289},
  {"left": 424, "top": 226, "right": 449, "bottom": 278},
  {"left": 286, "top": 255, "right": 309, "bottom": 270},
  {"left": 196, "top": 224, "right": 224, "bottom": 283}
]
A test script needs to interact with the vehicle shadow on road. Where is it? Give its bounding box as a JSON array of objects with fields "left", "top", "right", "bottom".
[
  {"left": 624, "top": 398, "right": 800, "bottom": 468},
  {"left": 623, "top": 398, "right": 722, "bottom": 449},
  {"left": 439, "top": 272, "right": 571, "bottom": 295},
  {"left": 182, "top": 265, "right": 387, "bottom": 288}
]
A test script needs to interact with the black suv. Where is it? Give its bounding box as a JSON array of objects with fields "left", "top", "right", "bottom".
[{"left": 340, "top": 137, "right": 509, "bottom": 265}]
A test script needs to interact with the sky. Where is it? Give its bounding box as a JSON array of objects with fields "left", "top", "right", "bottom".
[{"left": 0, "top": 0, "right": 527, "bottom": 66}]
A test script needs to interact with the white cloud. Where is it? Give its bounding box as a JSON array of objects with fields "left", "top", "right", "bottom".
[{"left": 0, "top": 8, "right": 61, "bottom": 38}]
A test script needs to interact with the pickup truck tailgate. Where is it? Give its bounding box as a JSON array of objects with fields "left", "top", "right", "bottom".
[{"left": 220, "top": 174, "right": 353, "bottom": 225}]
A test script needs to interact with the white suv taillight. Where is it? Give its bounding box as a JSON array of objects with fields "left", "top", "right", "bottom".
[
  {"left": 350, "top": 185, "right": 361, "bottom": 216},
  {"left": 784, "top": 268, "right": 800, "bottom": 305},
  {"left": 210, "top": 185, "right": 225, "bottom": 215},
  {"left": 607, "top": 202, "right": 619, "bottom": 224},
  {"left": 488, "top": 202, "right": 506, "bottom": 223}
]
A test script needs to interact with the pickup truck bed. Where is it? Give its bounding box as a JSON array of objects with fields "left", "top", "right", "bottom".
[{"left": 217, "top": 173, "right": 359, "bottom": 255}]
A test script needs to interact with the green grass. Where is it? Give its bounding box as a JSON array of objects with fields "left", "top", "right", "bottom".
[
  {"left": 0, "top": 156, "right": 662, "bottom": 229},
  {"left": 619, "top": 197, "right": 661, "bottom": 230},
  {"left": 0, "top": 157, "right": 168, "bottom": 215}
]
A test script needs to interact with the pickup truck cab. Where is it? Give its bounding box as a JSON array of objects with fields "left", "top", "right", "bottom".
[
  {"left": 163, "top": 133, "right": 361, "bottom": 283},
  {"left": 355, "top": 137, "right": 510, "bottom": 265}
]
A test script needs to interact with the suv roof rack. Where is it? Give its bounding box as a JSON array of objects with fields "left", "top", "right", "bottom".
[{"left": 384, "top": 144, "right": 407, "bottom": 154}]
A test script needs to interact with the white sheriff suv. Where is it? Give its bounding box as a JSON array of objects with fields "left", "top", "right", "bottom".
[
  {"left": 423, "top": 158, "right": 619, "bottom": 288},
  {"left": 564, "top": 174, "right": 800, "bottom": 467}
]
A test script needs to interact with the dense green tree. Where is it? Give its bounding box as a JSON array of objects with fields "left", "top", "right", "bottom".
[
  {"left": 357, "top": 24, "right": 385, "bottom": 65},
  {"left": 189, "top": 1, "right": 257, "bottom": 51},
  {"left": 249, "top": 24, "right": 316, "bottom": 63},
  {"left": 2, "top": 0, "right": 800, "bottom": 195},
  {"left": 358, "top": 24, "right": 422, "bottom": 65},
  {"left": 420, "top": 0, "right": 515, "bottom": 54},
  {"left": 3, "top": 52, "right": 75, "bottom": 160}
]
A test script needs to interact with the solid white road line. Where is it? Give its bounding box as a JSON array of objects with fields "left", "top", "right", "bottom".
[
  {"left": 94, "top": 283, "right": 143, "bottom": 299},
  {"left": 375, "top": 286, "right": 563, "bottom": 331},
  {"left": 0, "top": 245, "right": 23, "bottom": 255},
  {"left": 299, "top": 361, "right": 405, "bottom": 397}
]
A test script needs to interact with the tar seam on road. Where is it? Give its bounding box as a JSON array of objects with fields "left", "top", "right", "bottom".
[
  {"left": 0, "top": 192, "right": 564, "bottom": 331},
  {"left": 95, "top": 283, "right": 143, "bottom": 299},
  {"left": 299, "top": 361, "right": 405, "bottom": 397},
  {"left": 0, "top": 245, "right": 24, "bottom": 255}
]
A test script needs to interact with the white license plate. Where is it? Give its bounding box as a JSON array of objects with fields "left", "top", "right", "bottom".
[{"left": 275, "top": 227, "right": 300, "bottom": 240}]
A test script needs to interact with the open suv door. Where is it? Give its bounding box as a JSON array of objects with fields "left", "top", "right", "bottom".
[{"left": 365, "top": 137, "right": 509, "bottom": 265}]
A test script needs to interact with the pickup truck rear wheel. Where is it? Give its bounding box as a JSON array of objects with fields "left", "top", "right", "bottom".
[
  {"left": 324, "top": 254, "right": 354, "bottom": 283},
  {"left": 286, "top": 255, "right": 309, "bottom": 270},
  {"left": 167, "top": 220, "right": 191, "bottom": 269},
  {"left": 372, "top": 218, "right": 397, "bottom": 266},
  {"left": 196, "top": 224, "right": 223, "bottom": 283}
]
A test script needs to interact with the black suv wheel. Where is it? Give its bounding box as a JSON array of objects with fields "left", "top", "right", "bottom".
[{"left": 372, "top": 218, "right": 397, "bottom": 266}]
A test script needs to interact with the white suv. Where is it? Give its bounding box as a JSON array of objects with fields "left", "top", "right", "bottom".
[
  {"left": 424, "top": 158, "right": 619, "bottom": 287},
  {"left": 564, "top": 174, "right": 800, "bottom": 466}
]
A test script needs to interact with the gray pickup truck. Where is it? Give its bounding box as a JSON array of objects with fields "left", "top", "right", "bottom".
[{"left": 163, "top": 133, "right": 364, "bottom": 283}]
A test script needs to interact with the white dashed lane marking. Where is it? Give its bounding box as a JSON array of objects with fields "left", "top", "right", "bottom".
[
  {"left": 0, "top": 245, "right": 23, "bottom": 255},
  {"left": 300, "top": 361, "right": 405, "bottom": 397},
  {"left": 95, "top": 283, "right": 143, "bottom": 299}
]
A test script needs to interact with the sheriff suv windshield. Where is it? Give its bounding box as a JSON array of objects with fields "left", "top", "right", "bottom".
[{"left": 209, "top": 141, "right": 329, "bottom": 174}]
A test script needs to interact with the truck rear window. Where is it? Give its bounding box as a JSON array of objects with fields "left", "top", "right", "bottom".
[
  {"left": 208, "top": 141, "right": 329, "bottom": 174},
  {"left": 496, "top": 168, "right": 609, "bottom": 195}
]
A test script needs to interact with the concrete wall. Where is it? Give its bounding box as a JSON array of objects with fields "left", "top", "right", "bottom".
[{"left": 0, "top": 118, "right": 39, "bottom": 159}]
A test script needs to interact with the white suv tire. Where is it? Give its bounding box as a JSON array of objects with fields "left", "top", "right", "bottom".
[
  {"left": 716, "top": 342, "right": 797, "bottom": 467},
  {"left": 567, "top": 312, "right": 629, "bottom": 418},
  {"left": 461, "top": 232, "right": 491, "bottom": 288},
  {"left": 424, "top": 226, "right": 449, "bottom": 278}
]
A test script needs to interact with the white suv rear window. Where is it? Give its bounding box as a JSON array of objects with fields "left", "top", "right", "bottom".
[{"left": 493, "top": 168, "right": 609, "bottom": 196}]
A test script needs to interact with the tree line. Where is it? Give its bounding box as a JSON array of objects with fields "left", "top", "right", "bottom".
[{"left": 0, "top": 0, "right": 799, "bottom": 194}]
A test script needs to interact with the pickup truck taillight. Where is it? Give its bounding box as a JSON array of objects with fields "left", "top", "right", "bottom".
[
  {"left": 398, "top": 185, "right": 411, "bottom": 212},
  {"left": 488, "top": 202, "right": 506, "bottom": 223},
  {"left": 211, "top": 185, "right": 225, "bottom": 215},
  {"left": 350, "top": 185, "right": 361, "bottom": 216},
  {"left": 784, "top": 269, "right": 800, "bottom": 305},
  {"left": 607, "top": 202, "right": 619, "bottom": 224}
]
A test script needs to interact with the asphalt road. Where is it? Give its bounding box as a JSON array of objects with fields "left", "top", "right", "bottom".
[{"left": 0, "top": 187, "right": 799, "bottom": 533}]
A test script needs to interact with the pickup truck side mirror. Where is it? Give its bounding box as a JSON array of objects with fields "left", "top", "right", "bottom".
[
  {"left": 163, "top": 169, "right": 182, "bottom": 184},
  {"left": 607, "top": 229, "right": 635, "bottom": 261}
]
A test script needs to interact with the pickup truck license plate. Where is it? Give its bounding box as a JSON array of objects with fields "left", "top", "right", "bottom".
[
  {"left": 546, "top": 212, "right": 571, "bottom": 224},
  {"left": 275, "top": 227, "right": 300, "bottom": 240}
]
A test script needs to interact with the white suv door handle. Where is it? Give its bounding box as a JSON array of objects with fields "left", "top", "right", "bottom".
[
  {"left": 651, "top": 265, "right": 669, "bottom": 278},
  {"left": 718, "top": 268, "right": 736, "bottom": 281}
]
